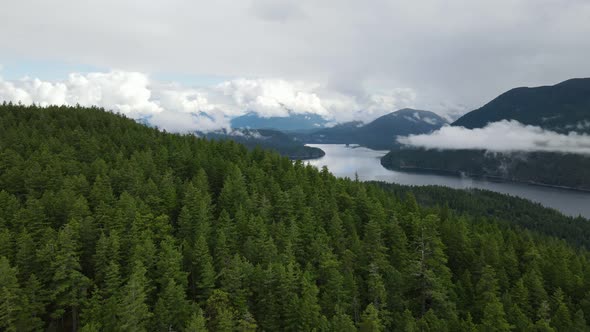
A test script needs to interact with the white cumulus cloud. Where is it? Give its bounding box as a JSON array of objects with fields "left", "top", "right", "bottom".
[
  {"left": 148, "top": 110, "right": 230, "bottom": 133},
  {"left": 215, "top": 78, "right": 330, "bottom": 118},
  {"left": 0, "top": 69, "right": 421, "bottom": 132},
  {"left": 397, "top": 120, "right": 590, "bottom": 155}
]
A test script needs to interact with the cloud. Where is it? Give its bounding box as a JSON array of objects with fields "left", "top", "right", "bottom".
[
  {"left": 215, "top": 78, "right": 331, "bottom": 118},
  {"left": 148, "top": 110, "right": 230, "bottom": 133},
  {"left": 397, "top": 120, "right": 590, "bottom": 155},
  {"left": 2, "top": 0, "right": 589, "bottom": 115},
  {"left": 250, "top": 0, "right": 306, "bottom": 22},
  {"left": 0, "top": 71, "right": 161, "bottom": 117},
  {"left": 67, "top": 71, "right": 161, "bottom": 116},
  {"left": 0, "top": 69, "right": 419, "bottom": 132}
]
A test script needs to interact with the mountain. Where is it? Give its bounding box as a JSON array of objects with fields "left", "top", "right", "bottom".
[
  {"left": 303, "top": 108, "right": 447, "bottom": 149},
  {"left": 231, "top": 112, "right": 329, "bottom": 131},
  {"left": 202, "top": 128, "right": 325, "bottom": 160},
  {"left": 362, "top": 108, "right": 447, "bottom": 138},
  {"left": 381, "top": 148, "right": 590, "bottom": 190},
  {"left": 382, "top": 78, "right": 590, "bottom": 190},
  {"left": 2, "top": 103, "right": 590, "bottom": 331},
  {"left": 453, "top": 78, "right": 590, "bottom": 132}
]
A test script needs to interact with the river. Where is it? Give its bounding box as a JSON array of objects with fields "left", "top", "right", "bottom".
[{"left": 305, "top": 144, "right": 590, "bottom": 218}]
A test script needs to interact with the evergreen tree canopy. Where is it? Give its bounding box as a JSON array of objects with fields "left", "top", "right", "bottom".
[{"left": 0, "top": 104, "right": 589, "bottom": 331}]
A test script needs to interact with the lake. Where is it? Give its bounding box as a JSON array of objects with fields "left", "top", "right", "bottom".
[{"left": 305, "top": 144, "right": 590, "bottom": 218}]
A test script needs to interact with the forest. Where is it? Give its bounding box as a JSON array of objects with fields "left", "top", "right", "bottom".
[
  {"left": 1, "top": 103, "right": 590, "bottom": 331},
  {"left": 374, "top": 182, "right": 590, "bottom": 248},
  {"left": 381, "top": 148, "right": 590, "bottom": 191}
]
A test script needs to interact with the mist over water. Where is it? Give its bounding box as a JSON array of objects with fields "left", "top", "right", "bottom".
[{"left": 306, "top": 144, "right": 590, "bottom": 218}]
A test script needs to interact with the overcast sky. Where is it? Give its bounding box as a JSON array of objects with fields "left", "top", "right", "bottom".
[{"left": 1, "top": 0, "right": 590, "bottom": 131}]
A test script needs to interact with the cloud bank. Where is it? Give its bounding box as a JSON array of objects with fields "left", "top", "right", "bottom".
[
  {"left": 2, "top": 0, "right": 589, "bottom": 113},
  {"left": 398, "top": 120, "right": 590, "bottom": 155},
  {"left": 0, "top": 69, "right": 418, "bottom": 132}
]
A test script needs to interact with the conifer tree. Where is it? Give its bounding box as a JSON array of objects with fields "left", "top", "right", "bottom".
[
  {"left": 50, "top": 220, "right": 90, "bottom": 331},
  {"left": 359, "top": 303, "right": 383, "bottom": 332},
  {"left": 118, "top": 262, "right": 152, "bottom": 332},
  {"left": 185, "top": 308, "right": 208, "bottom": 332},
  {"left": 0, "top": 256, "right": 21, "bottom": 332}
]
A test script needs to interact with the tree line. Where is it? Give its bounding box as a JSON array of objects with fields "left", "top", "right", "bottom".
[{"left": 1, "top": 103, "right": 589, "bottom": 331}]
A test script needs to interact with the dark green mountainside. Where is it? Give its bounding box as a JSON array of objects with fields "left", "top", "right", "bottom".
[
  {"left": 1, "top": 103, "right": 590, "bottom": 331},
  {"left": 453, "top": 78, "right": 590, "bottom": 132},
  {"left": 303, "top": 109, "right": 447, "bottom": 149},
  {"left": 383, "top": 79, "right": 590, "bottom": 189},
  {"left": 382, "top": 149, "right": 590, "bottom": 191},
  {"left": 202, "top": 128, "right": 325, "bottom": 160}
]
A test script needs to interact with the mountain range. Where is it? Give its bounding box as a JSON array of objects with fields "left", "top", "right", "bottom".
[
  {"left": 382, "top": 78, "right": 590, "bottom": 190},
  {"left": 453, "top": 78, "right": 590, "bottom": 132},
  {"left": 226, "top": 108, "right": 448, "bottom": 155},
  {"left": 230, "top": 112, "right": 328, "bottom": 131},
  {"left": 299, "top": 108, "right": 448, "bottom": 149},
  {"left": 202, "top": 128, "right": 324, "bottom": 160}
]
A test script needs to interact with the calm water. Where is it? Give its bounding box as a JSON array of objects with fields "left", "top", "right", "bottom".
[{"left": 306, "top": 144, "right": 590, "bottom": 218}]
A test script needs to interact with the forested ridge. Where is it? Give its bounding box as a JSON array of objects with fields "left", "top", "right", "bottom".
[
  {"left": 1, "top": 103, "right": 590, "bottom": 331},
  {"left": 381, "top": 148, "right": 590, "bottom": 191},
  {"left": 373, "top": 182, "right": 590, "bottom": 248}
]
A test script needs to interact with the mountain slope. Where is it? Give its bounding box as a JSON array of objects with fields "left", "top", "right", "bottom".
[
  {"left": 383, "top": 78, "right": 590, "bottom": 190},
  {"left": 381, "top": 148, "right": 590, "bottom": 190},
  {"left": 231, "top": 111, "right": 328, "bottom": 131},
  {"left": 453, "top": 78, "right": 590, "bottom": 132},
  {"left": 2, "top": 104, "right": 590, "bottom": 330},
  {"left": 304, "top": 108, "right": 447, "bottom": 149},
  {"left": 202, "top": 128, "right": 324, "bottom": 159}
]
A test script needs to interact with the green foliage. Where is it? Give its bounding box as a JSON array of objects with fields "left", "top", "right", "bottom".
[
  {"left": 359, "top": 303, "right": 383, "bottom": 332},
  {"left": 0, "top": 256, "right": 20, "bottom": 332},
  {"left": 381, "top": 148, "right": 590, "bottom": 191},
  {"left": 0, "top": 104, "right": 589, "bottom": 330}
]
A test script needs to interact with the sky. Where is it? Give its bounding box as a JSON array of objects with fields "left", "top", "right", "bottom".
[{"left": 1, "top": 0, "right": 590, "bottom": 132}]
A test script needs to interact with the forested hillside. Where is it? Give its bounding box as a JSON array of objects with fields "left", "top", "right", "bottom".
[
  {"left": 381, "top": 148, "right": 590, "bottom": 191},
  {"left": 382, "top": 78, "right": 590, "bottom": 189},
  {"left": 1, "top": 103, "right": 590, "bottom": 331},
  {"left": 203, "top": 129, "right": 325, "bottom": 160},
  {"left": 373, "top": 182, "right": 590, "bottom": 248},
  {"left": 453, "top": 78, "right": 590, "bottom": 132}
]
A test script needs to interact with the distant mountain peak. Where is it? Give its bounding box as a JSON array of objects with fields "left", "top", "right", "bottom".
[
  {"left": 371, "top": 109, "right": 448, "bottom": 126},
  {"left": 452, "top": 77, "right": 590, "bottom": 133},
  {"left": 302, "top": 108, "right": 447, "bottom": 149},
  {"left": 231, "top": 111, "right": 328, "bottom": 131}
]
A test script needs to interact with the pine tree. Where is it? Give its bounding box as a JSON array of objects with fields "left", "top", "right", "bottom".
[
  {"left": 408, "top": 214, "right": 454, "bottom": 318},
  {"left": 118, "top": 262, "right": 152, "bottom": 332},
  {"left": 0, "top": 256, "right": 21, "bottom": 332},
  {"left": 330, "top": 305, "right": 356, "bottom": 332},
  {"left": 206, "top": 289, "right": 237, "bottom": 332},
  {"left": 298, "top": 269, "right": 328, "bottom": 331},
  {"left": 571, "top": 309, "right": 587, "bottom": 332},
  {"left": 359, "top": 303, "right": 383, "bottom": 332},
  {"left": 16, "top": 274, "right": 46, "bottom": 332},
  {"left": 50, "top": 220, "right": 90, "bottom": 331},
  {"left": 154, "top": 277, "right": 191, "bottom": 331},
  {"left": 218, "top": 164, "right": 249, "bottom": 218},
  {"left": 480, "top": 296, "right": 512, "bottom": 332},
  {"left": 185, "top": 308, "right": 208, "bottom": 332},
  {"left": 399, "top": 309, "right": 417, "bottom": 332},
  {"left": 79, "top": 289, "right": 103, "bottom": 332},
  {"left": 193, "top": 234, "right": 216, "bottom": 302}
]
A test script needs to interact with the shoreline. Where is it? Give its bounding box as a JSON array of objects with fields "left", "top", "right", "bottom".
[{"left": 382, "top": 164, "right": 590, "bottom": 194}]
